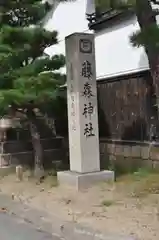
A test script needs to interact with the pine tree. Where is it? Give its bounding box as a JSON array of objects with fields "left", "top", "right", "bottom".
[
  {"left": 130, "top": 0, "right": 159, "bottom": 133},
  {"left": 0, "top": 0, "right": 66, "bottom": 178}
]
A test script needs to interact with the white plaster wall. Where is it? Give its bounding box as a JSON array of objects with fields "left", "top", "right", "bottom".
[
  {"left": 95, "top": 16, "right": 149, "bottom": 80},
  {"left": 44, "top": 0, "right": 159, "bottom": 80}
]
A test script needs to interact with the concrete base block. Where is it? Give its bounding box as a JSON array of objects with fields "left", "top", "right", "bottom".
[
  {"left": 57, "top": 170, "right": 114, "bottom": 190},
  {"left": 0, "top": 166, "right": 15, "bottom": 177}
]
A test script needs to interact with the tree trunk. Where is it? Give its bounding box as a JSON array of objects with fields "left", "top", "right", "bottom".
[
  {"left": 27, "top": 109, "right": 44, "bottom": 179},
  {"left": 136, "top": 0, "right": 159, "bottom": 138}
]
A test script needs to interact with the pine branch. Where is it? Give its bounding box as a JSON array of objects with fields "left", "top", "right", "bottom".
[
  {"left": 151, "top": 0, "right": 159, "bottom": 5},
  {"left": 130, "top": 22, "right": 159, "bottom": 54},
  {"left": 0, "top": 0, "right": 66, "bottom": 114}
]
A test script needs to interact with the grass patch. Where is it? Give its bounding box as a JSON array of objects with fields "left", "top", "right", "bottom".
[
  {"left": 44, "top": 169, "right": 58, "bottom": 187},
  {"left": 43, "top": 175, "right": 58, "bottom": 187},
  {"left": 114, "top": 167, "right": 159, "bottom": 198},
  {"left": 116, "top": 168, "right": 159, "bottom": 198},
  {"left": 47, "top": 169, "right": 57, "bottom": 177},
  {"left": 133, "top": 168, "right": 152, "bottom": 178},
  {"left": 131, "top": 173, "right": 159, "bottom": 197},
  {"left": 101, "top": 199, "right": 114, "bottom": 207}
]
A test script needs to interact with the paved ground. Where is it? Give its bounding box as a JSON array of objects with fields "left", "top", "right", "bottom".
[
  {"left": 0, "top": 193, "right": 135, "bottom": 240},
  {"left": 0, "top": 213, "right": 58, "bottom": 240}
]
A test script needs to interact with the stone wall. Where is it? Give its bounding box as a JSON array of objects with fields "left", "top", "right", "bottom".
[
  {"left": 100, "top": 139, "right": 159, "bottom": 172},
  {"left": 36, "top": 137, "right": 159, "bottom": 173},
  {"left": 0, "top": 137, "right": 66, "bottom": 169}
]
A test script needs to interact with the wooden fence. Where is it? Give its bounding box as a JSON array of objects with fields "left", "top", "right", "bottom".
[{"left": 97, "top": 70, "right": 158, "bottom": 141}]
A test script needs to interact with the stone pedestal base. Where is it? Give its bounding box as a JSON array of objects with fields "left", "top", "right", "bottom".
[{"left": 57, "top": 170, "right": 114, "bottom": 190}]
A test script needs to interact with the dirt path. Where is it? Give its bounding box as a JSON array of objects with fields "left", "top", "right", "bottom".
[{"left": 0, "top": 171, "right": 159, "bottom": 240}]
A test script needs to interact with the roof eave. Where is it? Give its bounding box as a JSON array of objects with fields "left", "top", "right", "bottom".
[{"left": 88, "top": 9, "right": 135, "bottom": 31}]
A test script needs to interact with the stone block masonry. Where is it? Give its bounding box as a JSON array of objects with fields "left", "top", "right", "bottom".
[{"left": 100, "top": 139, "right": 159, "bottom": 172}]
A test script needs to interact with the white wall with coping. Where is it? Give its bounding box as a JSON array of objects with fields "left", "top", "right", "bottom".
[
  {"left": 44, "top": 0, "right": 159, "bottom": 80},
  {"left": 95, "top": 16, "right": 149, "bottom": 80}
]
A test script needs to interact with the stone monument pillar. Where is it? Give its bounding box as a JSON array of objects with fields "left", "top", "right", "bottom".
[{"left": 57, "top": 33, "right": 114, "bottom": 190}]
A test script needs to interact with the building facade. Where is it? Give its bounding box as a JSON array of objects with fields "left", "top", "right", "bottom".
[{"left": 44, "top": 0, "right": 159, "bottom": 171}]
